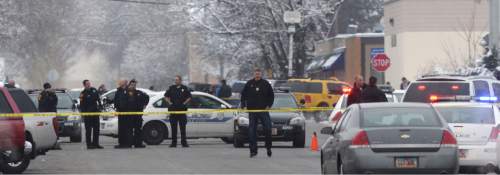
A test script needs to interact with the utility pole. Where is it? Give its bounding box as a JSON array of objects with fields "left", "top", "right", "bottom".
[
  {"left": 284, "top": 11, "right": 302, "bottom": 78},
  {"left": 288, "top": 27, "right": 295, "bottom": 78},
  {"left": 490, "top": 0, "right": 500, "bottom": 51}
]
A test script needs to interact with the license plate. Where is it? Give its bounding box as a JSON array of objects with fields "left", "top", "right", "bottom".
[
  {"left": 395, "top": 158, "right": 418, "bottom": 169},
  {"left": 459, "top": 149, "right": 468, "bottom": 159},
  {"left": 272, "top": 128, "right": 278, "bottom": 135}
]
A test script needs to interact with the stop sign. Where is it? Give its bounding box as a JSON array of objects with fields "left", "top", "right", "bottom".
[{"left": 371, "top": 53, "right": 391, "bottom": 72}]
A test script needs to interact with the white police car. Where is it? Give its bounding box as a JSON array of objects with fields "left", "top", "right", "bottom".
[{"left": 100, "top": 91, "right": 236, "bottom": 145}]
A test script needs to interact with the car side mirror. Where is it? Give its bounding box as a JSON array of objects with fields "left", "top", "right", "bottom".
[{"left": 320, "top": 127, "right": 334, "bottom": 135}]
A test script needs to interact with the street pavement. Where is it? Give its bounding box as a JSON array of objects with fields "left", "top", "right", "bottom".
[{"left": 26, "top": 120, "right": 330, "bottom": 174}]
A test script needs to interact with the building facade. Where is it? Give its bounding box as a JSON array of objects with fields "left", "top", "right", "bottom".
[{"left": 384, "top": 0, "right": 489, "bottom": 85}]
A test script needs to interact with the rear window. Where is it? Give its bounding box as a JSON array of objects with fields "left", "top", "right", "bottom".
[
  {"left": 473, "top": 81, "right": 490, "bottom": 97},
  {"left": 403, "top": 82, "right": 470, "bottom": 103},
  {"left": 9, "top": 90, "right": 37, "bottom": 113},
  {"left": 0, "top": 91, "right": 13, "bottom": 113},
  {"left": 361, "top": 107, "right": 441, "bottom": 128},
  {"left": 435, "top": 107, "right": 495, "bottom": 124},
  {"left": 290, "top": 82, "right": 322, "bottom": 93},
  {"left": 327, "top": 83, "right": 347, "bottom": 95}
]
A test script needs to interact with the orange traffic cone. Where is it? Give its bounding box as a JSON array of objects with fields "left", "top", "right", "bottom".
[{"left": 310, "top": 132, "right": 319, "bottom": 152}]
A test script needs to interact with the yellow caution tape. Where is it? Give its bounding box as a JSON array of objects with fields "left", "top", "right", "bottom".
[{"left": 0, "top": 107, "right": 334, "bottom": 117}]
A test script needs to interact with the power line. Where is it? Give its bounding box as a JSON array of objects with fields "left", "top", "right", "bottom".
[{"left": 108, "top": 0, "right": 171, "bottom": 6}]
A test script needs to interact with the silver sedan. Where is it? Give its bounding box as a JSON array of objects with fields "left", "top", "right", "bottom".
[{"left": 320, "top": 103, "right": 458, "bottom": 174}]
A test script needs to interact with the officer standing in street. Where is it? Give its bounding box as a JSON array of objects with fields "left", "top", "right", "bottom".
[
  {"left": 361, "top": 76, "right": 388, "bottom": 103},
  {"left": 114, "top": 80, "right": 130, "bottom": 149},
  {"left": 80, "top": 80, "right": 103, "bottom": 149},
  {"left": 241, "top": 69, "right": 274, "bottom": 158},
  {"left": 125, "top": 79, "right": 149, "bottom": 148},
  {"left": 38, "top": 83, "right": 58, "bottom": 112},
  {"left": 165, "top": 75, "right": 192, "bottom": 148}
]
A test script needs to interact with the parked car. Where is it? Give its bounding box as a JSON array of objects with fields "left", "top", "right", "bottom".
[
  {"left": 27, "top": 89, "right": 82, "bottom": 142},
  {"left": 0, "top": 87, "right": 29, "bottom": 174},
  {"left": 101, "top": 91, "right": 236, "bottom": 145},
  {"left": 402, "top": 75, "right": 500, "bottom": 103},
  {"left": 434, "top": 102, "right": 500, "bottom": 173},
  {"left": 320, "top": 103, "right": 458, "bottom": 174},
  {"left": 233, "top": 92, "right": 306, "bottom": 148},
  {"left": 1, "top": 88, "right": 58, "bottom": 174}
]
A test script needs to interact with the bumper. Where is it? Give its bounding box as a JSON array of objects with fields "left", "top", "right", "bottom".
[
  {"left": 344, "top": 147, "right": 458, "bottom": 174},
  {"left": 58, "top": 120, "right": 81, "bottom": 137},
  {"left": 235, "top": 125, "right": 304, "bottom": 141},
  {"left": 458, "top": 143, "right": 497, "bottom": 167},
  {"left": 100, "top": 118, "right": 118, "bottom": 136}
]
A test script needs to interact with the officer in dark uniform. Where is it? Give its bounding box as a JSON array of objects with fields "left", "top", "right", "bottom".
[
  {"left": 165, "top": 75, "right": 192, "bottom": 148},
  {"left": 80, "top": 80, "right": 103, "bottom": 149},
  {"left": 114, "top": 80, "right": 130, "bottom": 149},
  {"left": 38, "top": 83, "right": 58, "bottom": 112},
  {"left": 125, "top": 79, "right": 149, "bottom": 148},
  {"left": 241, "top": 69, "right": 274, "bottom": 158}
]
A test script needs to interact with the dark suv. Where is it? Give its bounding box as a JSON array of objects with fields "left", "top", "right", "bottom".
[{"left": 27, "top": 89, "right": 82, "bottom": 142}]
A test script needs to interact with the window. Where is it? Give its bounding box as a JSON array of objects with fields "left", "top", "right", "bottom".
[
  {"left": 435, "top": 107, "right": 495, "bottom": 124},
  {"left": 56, "top": 93, "right": 74, "bottom": 109},
  {"left": 403, "top": 82, "right": 470, "bottom": 102},
  {"left": 290, "top": 82, "right": 322, "bottom": 93},
  {"left": 153, "top": 98, "right": 169, "bottom": 108},
  {"left": 493, "top": 83, "right": 500, "bottom": 99},
  {"left": 361, "top": 107, "right": 441, "bottom": 128},
  {"left": 0, "top": 91, "right": 13, "bottom": 113},
  {"left": 9, "top": 90, "right": 37, "bottom": 113},
  {"left": 473, "top": 81, "right": 490, "bottom": 97},
  {"left": 273, "top": 94, "right": 298, "bottom": 108},
  {"left": 327, "top": 83, "right": 346, "bottom": 95},
  {"left": 334, "top": 109, "right": 351, "bottom": 133},
  {"left": 188, "top": 96, "right": 223, "bottom": 109}
]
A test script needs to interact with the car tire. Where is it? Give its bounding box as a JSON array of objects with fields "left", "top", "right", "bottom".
[
  {"left": 142, "top": 121, "right": 167, "bottom": 145},
  {"left": 293, "top": 130, "right": 306, "bottom": 148},
  {"left": 0, "top": 157, "right": 30, "bottom": 174},
  {"left": 233, "top": 133, "right": 245, "bottom": 148},
  {"left": 221, "top": 137, "right": 234, "bottom": 144},
  {"left": 70, "top": 133, "right": 82, "bottom": 143}
]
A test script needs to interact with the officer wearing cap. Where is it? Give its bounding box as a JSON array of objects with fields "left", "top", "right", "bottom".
[
  {"left": 80, "top": 80, "right": 103, "bottom": 149},
  {"left": 164, "top": 75, "right": 192, "bottom": 148},
  {"left": 38, "top": 83, "right": 58, "bottom": 112},
  {"left": 124, "top": 79, "right": 149, "bottom": 148}
]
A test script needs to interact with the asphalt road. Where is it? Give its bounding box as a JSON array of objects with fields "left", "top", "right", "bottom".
[{"left": 26, "top": 120, "right": 330, "bottom": 174}]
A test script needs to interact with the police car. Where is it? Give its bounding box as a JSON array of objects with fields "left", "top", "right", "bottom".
[
  {"left": 100, "top": 91, "right": 236, "bottom": 145},
  {"left": 233, "top": 92, "right": 306, "bottom": 148}
]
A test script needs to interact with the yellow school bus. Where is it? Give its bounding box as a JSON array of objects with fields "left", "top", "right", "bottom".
[{"left": 288, "top": 78, "right": 351, "bottom": 108}]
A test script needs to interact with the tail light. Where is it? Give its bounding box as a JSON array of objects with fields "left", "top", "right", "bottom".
[
  {"left": 342, "top": 88, "right": 351, "bottom": 94},
  {"left": 451, "top": 85, "right": 460, "bottom": 91},
  {"left": 441, "top": 130, "right": 457, "bottom": 147},
  {"left": 489, "top": 126, "right": 500, "bottom": 142},
  {"left": 52, "top": 117, "right": 59, "bottom": 137},
  {"left": 429, "top": 95, "right": 438, "bottom": 102},
  {"left": 351, "top": 130, "right": 369, "bottom": 147},
  {"left": 418, "top": 85, "right": 427, "bottom": 91}
]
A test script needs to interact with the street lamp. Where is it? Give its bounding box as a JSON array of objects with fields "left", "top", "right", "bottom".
[{"left": 284, "top": 11, "right": 302, "bottom": 78}]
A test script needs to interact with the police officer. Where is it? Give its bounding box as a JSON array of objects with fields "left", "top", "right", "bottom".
[
  {"left": 80, "top": 80, "right": 103, "bottom": 149},
  {"left": 38, "top": 83, "right": 58, "bottom": 112},
  {"left": 360, "top": 76, "right": 388, "bottom": 103},
  {"left": 114, "top": 80, "right": 130, "bottom": 149},
  {"left": 347, "top": 75, "right": 365, "bottom": 106},
  {"left": 125, "top": 79, "right": 149, "bottom": 148},
  {"left": 241, "top": 69, "right": 274, "bottom": 158},
  {"left": 165, "top": 75, "right": 192, "bottom": 148}
]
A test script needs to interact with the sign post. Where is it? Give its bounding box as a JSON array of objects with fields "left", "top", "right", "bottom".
[{"left": 284, "top": 11, "right": 302, "bottom": 78}]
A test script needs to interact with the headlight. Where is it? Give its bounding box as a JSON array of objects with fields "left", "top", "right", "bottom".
[
  {"left": 67, "top": 115, "right": 81, "bottom": 121},
  {"left": 237, "top": 117, "right": 249, "bottom": 126},
  {"left": 289, "top": 117, "right": 305, "bottom": 126}
]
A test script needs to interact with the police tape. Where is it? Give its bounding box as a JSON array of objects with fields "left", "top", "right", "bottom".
[{"left": 0, "top": 107, "right": 335, "bottom": 117}]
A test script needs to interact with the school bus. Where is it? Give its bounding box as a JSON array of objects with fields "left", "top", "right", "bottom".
[{"left": 288, "top": 78, "right": 351, "bottom": 108}]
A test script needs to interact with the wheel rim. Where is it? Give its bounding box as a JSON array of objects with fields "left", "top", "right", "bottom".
[
  {"left": 150, "top": 129, "right": 159, "bottom": 137},
  {"left": 8, "top": 161, "right": 22, "bottom": 167}
]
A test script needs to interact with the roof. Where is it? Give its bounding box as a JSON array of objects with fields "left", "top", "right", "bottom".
[
  {"left": 432, "top": 102, "right": 493, "bottom": 108},
  {"left": 334, "top": 33, "right": 384, "bottom": 39},
  {"left": 358, "top": 102, "right": 432, "bottom": 109}
]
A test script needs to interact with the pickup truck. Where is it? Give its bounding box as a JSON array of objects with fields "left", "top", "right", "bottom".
[{"left": 0, "top": 88, "right": 58, "bottom": 174}]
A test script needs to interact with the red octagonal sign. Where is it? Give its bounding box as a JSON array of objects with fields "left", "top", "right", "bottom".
[{"left": 371, "top": 53, "right": 391, "bottom": 72}]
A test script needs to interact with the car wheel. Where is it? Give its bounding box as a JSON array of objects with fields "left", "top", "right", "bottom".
[
  {"left": 0, "top": 157, "right": 30, "bottom": 174},
  {"left": 221, "top": 137, "right": 234, "bottom": 144},
  {"left": 233, "top": 133, "right": 244, "bottom": 148},
  {"left": 70, "top": 132, "right": 82, "bottom": 143},
  {"left": 293, "top": 130, "right": 306, "bottom": 148},
  {"left": 142, "top": 122, "right": 167, "bottom": 145}
]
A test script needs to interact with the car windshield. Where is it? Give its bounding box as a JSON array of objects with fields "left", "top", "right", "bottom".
[
  {"left": 68, "top": 90, "right": 81, "bottom": 100},
  {"left": 403, "top": 82, "right": 470, "bottom": 103},
  {"left": 29, "top": 92, "right": 74, "bottom": 109},
  {"left": 361, "top": 107, "right": 441, "bottom": 128},
  {"left": 232, "top": 82, "right": 245, "bottom": 93},
  {"left": 273, "top": 94, "right": 298, "bottom": 108},
  {"left": 435, "top": 106, "right": 495, "bottom": 124}
]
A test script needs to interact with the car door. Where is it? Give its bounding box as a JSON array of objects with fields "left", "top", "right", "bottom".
[
  {"left": 187, "top": 95, "right": 233, "bottom": 137},
  {"left": 148, "top": 97, "right": 199, "bottom": 137},
  {"left": 322, "top": 108, "right": 352, "bottom": 174}
]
